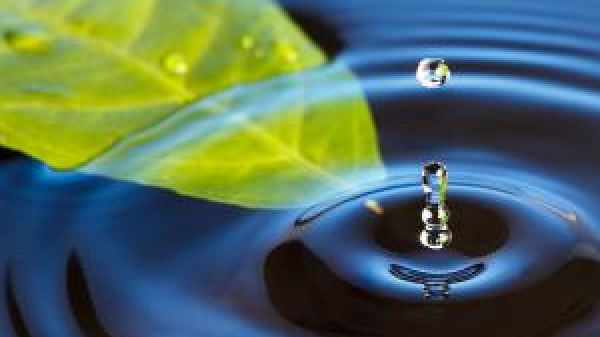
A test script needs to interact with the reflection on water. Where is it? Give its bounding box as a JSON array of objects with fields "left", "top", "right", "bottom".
[
  {"left": 265, "top": 172, "right": 600, "bottom": 336},
  {"left": 4, "top": 0, "right": 600, "bottom": 336},
  {"left": 389, "top": 263, "right": 485, "bottom": 300}
]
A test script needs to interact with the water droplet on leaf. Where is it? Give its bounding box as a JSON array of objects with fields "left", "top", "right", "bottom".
[
  {"left": 3, "top": 27, "right": 51, "bottom": 53},
  {"left": 161, "top": 53, "right": 189, "bottom": 76},
  {"left": 416, "top": 58, "right": 450, "bottom": 88},
  {"left": 240, "top": 35, "right": 255, "bottom": 50},
  {"left": 276, "top": 41, "right": 298, "bottom": 63}
]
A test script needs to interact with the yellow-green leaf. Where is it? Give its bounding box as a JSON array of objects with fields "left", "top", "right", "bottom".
[
  {"left": 83, "top": 64, "right": 384, "bottom": 207},
  {"left": 0, "top": 0, "right": 384, "bottom": 208}
]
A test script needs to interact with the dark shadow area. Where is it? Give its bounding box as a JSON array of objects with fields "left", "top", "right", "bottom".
[
  {"left": 6, "top": 270, "right": 33, "bottom": 337},
  {"left": 0, "top": 147, "right": 23, "bottom": 163},
  {"left": 278, "top": 2, "right": 344, "bottom": 58},
  {"left": 67, "top": 254, "right": 114, "bottom": 337},
  {"left": 265, "top": 241, "right": 600, "bottom": 337}
]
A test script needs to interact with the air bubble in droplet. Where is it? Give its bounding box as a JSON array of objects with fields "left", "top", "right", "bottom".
[
  {"left": 416, "top": 58, "right": 450, "bottom": 88},
  {"left": 161, "top": 53, "right": 189, "bottom": 76},
  {"left": 3, "top": 27, "right": 51, "bottom": 53}
]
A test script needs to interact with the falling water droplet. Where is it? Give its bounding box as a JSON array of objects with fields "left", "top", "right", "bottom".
[
  {"left": 420, "top": 161, "right": 452, "bottom": 250},
  {"left": 422, "top": 161, "right": 448, "bottom": 205},
  {"left": 161, "top": 53, "right": 189, "bottom": 76},
  {"left": 3, "top": 27, "right": 51, "bottom": 53},
  {"left": 416, "top": 58, "right": 450, "bottom": 88}
]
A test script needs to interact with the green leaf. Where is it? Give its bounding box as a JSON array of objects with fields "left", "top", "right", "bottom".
[
  {"left": 0, "top": 0, "right": 384, "bottom": 208},
  {"left": 83, "top": 64, "right": 384, "bottom": 207}
]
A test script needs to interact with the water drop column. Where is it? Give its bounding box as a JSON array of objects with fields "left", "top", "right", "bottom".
[{"left": 420, "top": 162, "right": 452, "bottom": 250}]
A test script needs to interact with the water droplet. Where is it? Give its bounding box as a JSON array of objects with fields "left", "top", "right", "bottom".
[
  {"left": 240, "top": 35, "right": 255, "bottom": 50},
  {"left": 276, "top": 42, "right": 299, "bottom": 63},
  {"left": 420, "top": 161, "right": 452, "bottom": 250},
  {"left": 3, "top": 27, "right": 51, "bottom": 53},
  {"left": 422, "top": 161, "right": 448, "bottom": 206},
  {"left": 416, "top": 58, "right": 450, "bottom": 88},
  {"left": 285, "top": 49, "right": 298, "bottom": 63},
  {"left": 161, "top": 53, "right": 189, "bottom": 76}
]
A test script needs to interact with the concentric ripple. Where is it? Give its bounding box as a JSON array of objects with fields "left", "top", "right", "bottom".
[{"left": 3, "top": 0, "right": 600, "bottom": 336}]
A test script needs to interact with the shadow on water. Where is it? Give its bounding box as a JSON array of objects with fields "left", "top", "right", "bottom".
[
  {"left": 66, "top": 254, "right": 113, "bottom": 337},
  {"left": 6, "top": 269, "right": 33, "bottom": 337}
]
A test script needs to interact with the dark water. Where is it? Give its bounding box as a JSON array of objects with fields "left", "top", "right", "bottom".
[{"left": 3, "top": 0, "right": 600, "bottom": 336}]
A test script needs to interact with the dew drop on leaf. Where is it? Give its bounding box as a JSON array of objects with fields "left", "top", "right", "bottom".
[
  {"left": 161, "top": 52, "right": 189, "bottom": 76},
  {"left": 240, "top": 35, "right": 255, "bottom": 50},
  {"left": 3, "top": 27, "right": 51, "bottom": 53},
  {"left": 276, "top": 41, "right": 298, "bottom": 63}
]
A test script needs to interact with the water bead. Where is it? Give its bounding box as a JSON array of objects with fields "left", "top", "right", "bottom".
[
  {"left": 161, "top": 53, "right": 189, "bottom": 76},
  {"left": 240, "top": 35, "right": 255, "bottom": 50},
  {"left": 275, "top": 41, "right": 299, "bottom": 63},
  {"left": 416, "top": 58, "right": 450, "bottom": 88}
]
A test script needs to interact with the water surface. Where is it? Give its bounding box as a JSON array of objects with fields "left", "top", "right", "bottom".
[{"left": 3, "top": 0, "right": 600, "bottom": 336}]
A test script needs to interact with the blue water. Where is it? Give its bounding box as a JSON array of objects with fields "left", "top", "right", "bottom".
[{"left": 4, "top": 0, "right": 600, "bottom": 336}]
